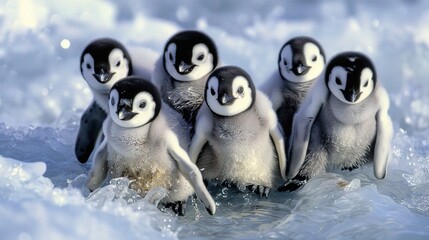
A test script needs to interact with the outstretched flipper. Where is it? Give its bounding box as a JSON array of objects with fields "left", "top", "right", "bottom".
[
  {"left": 85, "top": 122, "right": 109, "bottom": 191},
  {"left": 75, "top": 101, "right": 107, "bottom": 163},
  {"left": 166, "top": 130, "right": 216, "bottom": 215},
  {"left": 188, "top": 105, "right": 212, "bottom": 163},
  {"left": 287, "top": 79, "right": 327, "bottom": 179},
  {"left": 373, "top": 87, "right": 393, "bottom": 179}
]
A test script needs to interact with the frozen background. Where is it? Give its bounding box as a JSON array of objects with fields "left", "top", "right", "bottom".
[{"left": 1, "top": 0, "right": 429, "bottom": 239}]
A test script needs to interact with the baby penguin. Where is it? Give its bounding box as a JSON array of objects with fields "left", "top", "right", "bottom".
[
  {"left": 262, "top": 36, "right": 325, "bottom": 137},
  {"left": 75, "top": 38, "right": 133, "bottom": 163},
  {"left": 280, "top": 52, "right": 393, "bottom": 192},
  {"left": 151, "top": 30, "right": 220, "bottom": 125},
  {"left": 85, "top": 76, "right": 216, "bottom": 216},
  {"left": 189, "top": 66, "right": 286, "bottom": 197}
]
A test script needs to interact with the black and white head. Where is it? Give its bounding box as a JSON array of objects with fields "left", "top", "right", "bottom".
[
  {"left": 205, "top": 66, "right": 256, "bottom": 117},
  {"left": 278, "top": 36, "right": 325, "bottom": 83},
  {"left": 163, "top": 30, "right": 218, "bottom": 82},
  {"left": 109, "top": 77, "right": 161, "bottom": 128},
  {"left": 81, "top": 38, "right": 132, "bottom": 93},
  {"left": 326, "top": 52, "right": 377, "bottom": 104}
]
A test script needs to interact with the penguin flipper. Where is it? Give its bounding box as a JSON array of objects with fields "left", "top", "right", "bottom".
[
  {"left": 287, "top": 78, "right": 327, "bottom": 179},
  {"left": 188, "top": 104, "right": 211, "bottom": 163},
  {"left": 166, "top": 130, "right": 216, "bottom": 215},
  {"left": 75, "top": 101, "right": 107, "bottom": 163},
  {"left": 373, "top": 87, "right": 393, "bottom": 179},
  {"left": 86, "top": 122, "right": 109, "bottom": 191},
  {"left": 254, "top": 91, "right": 287, "bottom": 180}
]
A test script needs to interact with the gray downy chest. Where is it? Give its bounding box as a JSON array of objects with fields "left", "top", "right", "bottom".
[
  {"left": 210, "top": 109, "right": 269, "bottom": 149},
  {"left": 161, "top": 75, "right": 207, "bottom": 115},
  {"left": 311, "top": 95, "right": 378, "bottom": 166}
]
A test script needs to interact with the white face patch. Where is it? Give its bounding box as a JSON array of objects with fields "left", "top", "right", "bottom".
[
  {"left": 109, "top": 90, "right": 157, "bottom": 128},
  {"left": 108, "top": 48, "right": 129, "bottom": 85},
  {"left": 328, "top": 66, "right": 348, "bottom": 103},
  {"left": 165, "top": 43, "right": 214, "bottom": 81},
  {"left": 206, "top": 76, "right": 253, "bottom": 116},
  {"left": 278, "top": 45, "right": 293, "bottom": 81},
  {"left": 279, "top": 42, "right": 324, "bottom": 83},
  {"left": 357, "top": 67, "right": 375, "bottom": 102},
  {"left": 328, "top": 66, "right": 374, "bottom": 104},
  {"left": 81, "top": 48, "right": 130, "bottom": 93}
]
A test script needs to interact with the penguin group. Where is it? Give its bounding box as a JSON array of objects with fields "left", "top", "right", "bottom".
[{"left": 76, "top": 30, "right": 393, "bottom": 216}]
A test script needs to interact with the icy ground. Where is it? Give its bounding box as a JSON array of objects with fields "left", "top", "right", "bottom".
[{"left": 1, "top": 0, "right": 429, "bottom": 239}]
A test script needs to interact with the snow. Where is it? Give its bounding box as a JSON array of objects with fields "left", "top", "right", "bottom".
[{"left": 0, "top": 0, "right": 429, "bottom": 239}]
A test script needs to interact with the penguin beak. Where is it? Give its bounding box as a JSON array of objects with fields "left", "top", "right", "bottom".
[
  {"left": 178, "top": 61, "right": 195, "bottom": 74},
  {"left": 294, "top": 63, "right": 311, "bottom": 76},
  {"left": 341, "top": 88, "right": 362, "bottom": 103},
  {"left": 93, "top": 72, "right": 115, "bottom": 84},
  {"left": 117, "top": 99, "right": 137, "bottom": 121},
  {"left": 220, "top": 93, "right": 235, "bottom": 105}
]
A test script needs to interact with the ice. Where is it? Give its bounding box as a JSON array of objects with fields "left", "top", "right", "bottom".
[{"left": 1, "top": 0, "right": 429, "bottom": 239}]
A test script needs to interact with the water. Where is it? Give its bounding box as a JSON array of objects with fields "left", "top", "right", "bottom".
[{"left": 0, "top": 0, "right": 429, "bottom": 239}]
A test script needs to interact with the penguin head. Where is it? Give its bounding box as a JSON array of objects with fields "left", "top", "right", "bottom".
[
  {"left": 80, "top": 38, "right": 132, "bottom": 93},
  {"left": 205, "top": 66, "right": 256, "bottom": 117},
  {"left": 326, "top": 52, "right": 377, "bottom": 104},
  {"left": 278, "top": 36, "right": 325, "bottom": 83},
  {"left": 109, "top": 76, "right": 161, "bottom": 128},
  {"left": 163, "top": 30, "right": 218, "bottom": 82}
]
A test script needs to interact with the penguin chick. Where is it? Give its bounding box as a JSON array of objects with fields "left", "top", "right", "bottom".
[
  {"left": 261, "top": 36, "right": 325, "bottom": 137},
  {"left": 279, "top": 52, "right": 393, "bottom": 192},
  {"left": 189, "top": 66, "right": 286, "bottom": 197},
  {"left": 75, "top": 38, "right": 132, "bottom": 163},
  {"left": 85, "top": 76, "right": 216, "bottom": 216},
  {"left": 151, "top": 30, "right": 220, "bottom": 125}
]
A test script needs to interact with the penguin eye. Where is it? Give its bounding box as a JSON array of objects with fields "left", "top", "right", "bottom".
[
  {"left": 312, "top": 55, "right": 318, "bottom": 62},
  {"left": 283, "top": 59, "right": 288, "bottom": 66},
  {"left": 139, "top": 101, "right": 146, "bottom": 109},
  {"left": 210, "top": 87, "right": 216, "bottom": 96},
  {"left": 111, "top": 97, "right": 115, "bottom": 106},
  {"left": 116, "top": 60, "right": 121, "bottom": 67},
  {"left": 86, "top": 63, "right": 91, "bottom": 69},
  {"left": 364, "top": 80, "right": 370, "bottom": 87},
  {"left": 237, "top": 86, "right": 244, "bottom": 95},
  {"left": 197, "top": 54, "right": 205, "bottom": 61},
  {"left": 169, "top": 53, "right": 173, "bottom": 61},
  {"left": 335, "top": 77, "right": 342, "bottom": 85}
]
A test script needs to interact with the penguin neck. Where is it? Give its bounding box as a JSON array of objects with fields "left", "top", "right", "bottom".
[
  {"left": 91, "top": 89, "right": 110, "bottom": 113},
  {"left": 282, "top": 78, "right": 316, "bottom": 101}
]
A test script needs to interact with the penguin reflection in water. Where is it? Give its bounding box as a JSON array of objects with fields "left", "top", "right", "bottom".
[
  {"left": 279, "top": 52, "right": 393, "bottom": 192},
  {"left": 86, "top": 77, "right": 216, "bottom": 216},
  {"left": 189, "top": 66, "right": 287, "bottom": 197}
]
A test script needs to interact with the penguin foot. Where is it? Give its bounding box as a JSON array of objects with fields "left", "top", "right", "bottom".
[
  {"left": 165, "top": 201, "right": 187, "bottom": 216},
  {"left": 342, "top": 166, "right": 358, "bottom": 171},
  {"left": 248, "top": 185, "right": 271, "bottom": 198},
  {"left": 277, "top": 178, "right": 307, "bottom": 192},
  {"left": 222, "top": 179, "right": 235, "bottom": 187}
]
